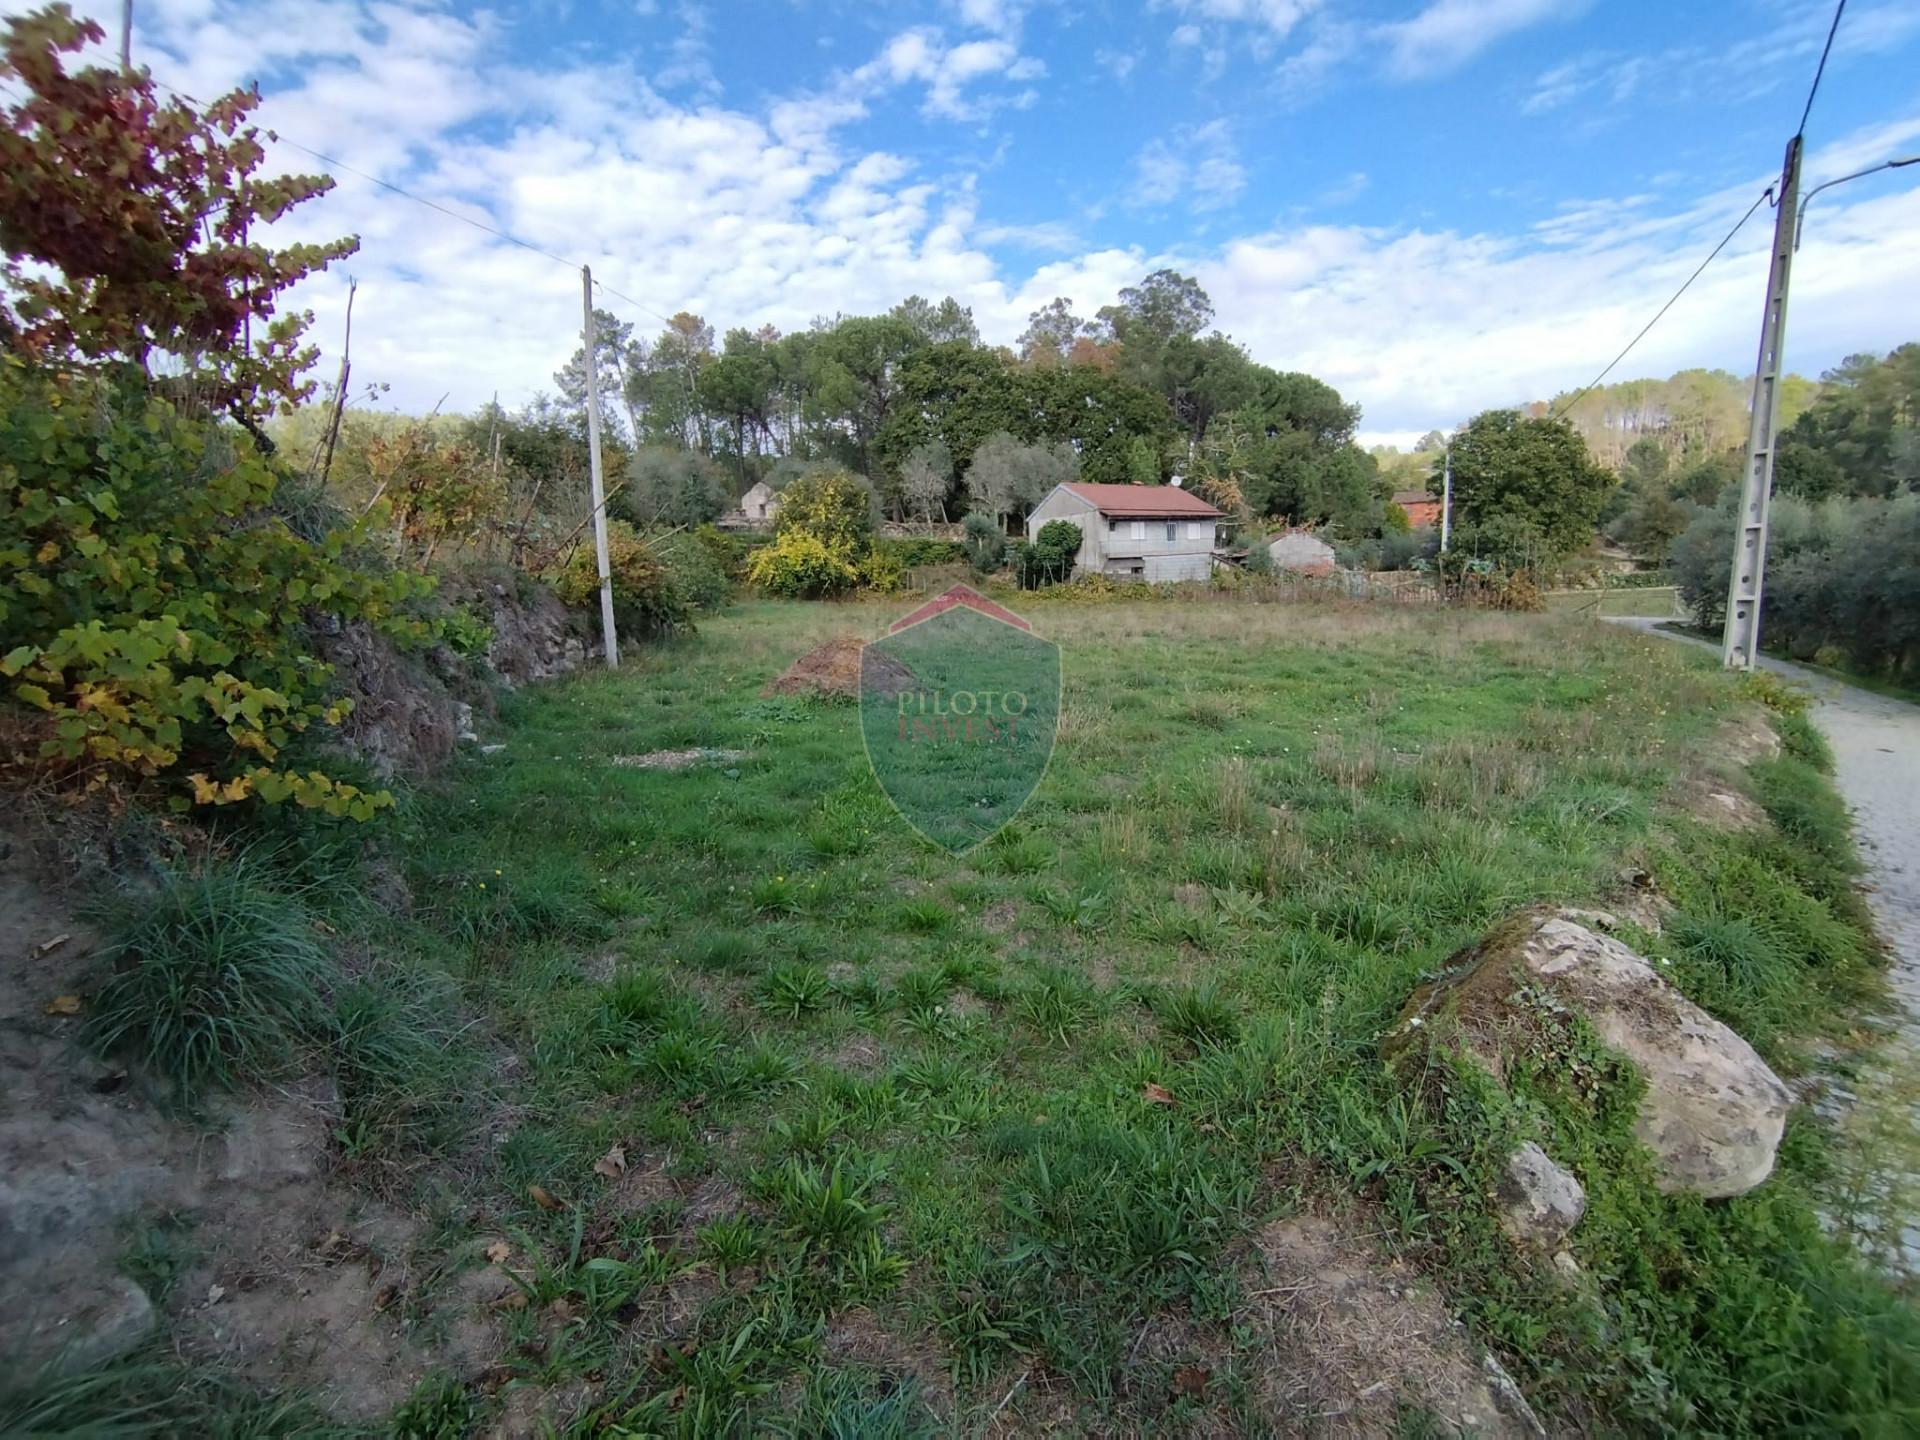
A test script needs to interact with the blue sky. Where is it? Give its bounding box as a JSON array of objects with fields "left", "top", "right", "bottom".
[{"left": 13, "top": 0, "right": 1920, "bottom": 440}]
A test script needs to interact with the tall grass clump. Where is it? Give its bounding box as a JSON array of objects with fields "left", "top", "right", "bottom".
[{"left": 87, "top": 854, "right": 332, "bottom": 1103}]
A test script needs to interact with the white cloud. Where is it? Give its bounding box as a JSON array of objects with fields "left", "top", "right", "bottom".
[
  {"left": 1126, "top": 121, "right": 1246, "bottom": 212},
  {"left": 1160, "top": 0, "right": 1319, "bottom": 39},
  {"left": 6, "top": 0, "right": 1916, "bottom": 443},
  {"left": 847, "top": 25, "right": 1041, "bottom": 121},
  {"left": 1379, "top": 0, "right": 1583, "bottom": 81}
]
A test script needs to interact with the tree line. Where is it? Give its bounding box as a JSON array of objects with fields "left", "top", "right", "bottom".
[{"left": 524, "top": 270, "right": 1385, "bottom": 534}]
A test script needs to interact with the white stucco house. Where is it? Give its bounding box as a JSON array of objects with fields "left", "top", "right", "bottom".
[
  {"left": 740, "top": 480, "right": 780, "bottom": 524},
  {"left": 1024, "top": 483, "right": 1224, "bottom": 583}
]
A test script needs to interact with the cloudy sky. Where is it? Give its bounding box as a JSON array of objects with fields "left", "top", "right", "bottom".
[{"left": 13, "top": 0, "right": 1920, "bottom": 443}]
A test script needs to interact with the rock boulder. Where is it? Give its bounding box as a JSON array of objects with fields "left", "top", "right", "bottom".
[{"left": 1389, "top": 910, "right": 1792, "bottom": 1200}]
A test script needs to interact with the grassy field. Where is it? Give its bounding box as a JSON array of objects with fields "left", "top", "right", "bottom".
[
  {"left": 326, "top": 596, "right": 1908, "bottom": 1436},
  {"left": 1541, "top": 585, "right": 1681, "bottom": 618},
  {"left": 22, "top": 597, "right": 1914, "bottom": 1435}
]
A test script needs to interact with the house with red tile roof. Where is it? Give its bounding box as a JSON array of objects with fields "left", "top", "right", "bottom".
[
  {"left": 1024, "top": 482, "right": 1224, "bottom": 583},
  {"left": 1391, "top": 489, "right": 1442, "bottom": 529}
]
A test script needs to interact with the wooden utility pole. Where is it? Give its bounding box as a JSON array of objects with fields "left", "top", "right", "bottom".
[
  {"left": 1439, "top": 444, "right": 1453, "bottom": 553},
  {"left": 581, "top": 266, "right": 620, "bottom": 668},
  {"left": 1722, "top": 136, "right": 1801, "bottom": 670}
]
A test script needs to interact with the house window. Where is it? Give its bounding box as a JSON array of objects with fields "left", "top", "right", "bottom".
[
  {"left": 1165, "top": 521, "right": 1177, "bottom": 541},
  {"left": 1130, "top": 520, "right": 1146, "bottom": 540}
]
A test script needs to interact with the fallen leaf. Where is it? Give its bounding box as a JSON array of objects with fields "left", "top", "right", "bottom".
[
  {"left": 530, "top": 1184, "right": 561, "bottom": 1211},
  {"left": 1171, "top": 1365, "right": 1210, "bottom": 1401},
  {"left": 490, "top": 1291, "right": 529, "bottom": 1312},
  {"left": 373, "top": 1282, "right": 401, "bottom": 1311},
  {"left": 1142, "top": 1082, "right": 1176, "bottom": 1106},
  {"left": 44, "top": 994, "right": 81, "bottom": 1017},
  {"left": 32, "top": 933, "right": 71, "bottom": 959},
  {"left": 206, "top": 1283, "right": 227, "bottom": 1306},
  {"left": 485, "top": 1241, "right": 512, "bottom": 1265},
  {"left": 592, "top": 1143, "right": 628, "bottom": 1180},
  {"left": 547, "top": 1297, "right": 576, "bottom": 1322}
]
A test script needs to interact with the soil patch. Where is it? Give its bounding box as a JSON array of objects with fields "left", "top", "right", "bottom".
[
  {"left": 763, "top": 635, "right": 916, "bottom": 701},
  {"left": 1240, "top": 1209, "right": 1542, "bottom": 1436},
  {"left": 610, "top": 747, "right": 746, "bottom": 771}
]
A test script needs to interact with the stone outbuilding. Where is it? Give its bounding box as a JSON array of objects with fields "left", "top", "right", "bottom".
[{"left": 1266, "top": 530, "right": 1338, "bottom": 576}]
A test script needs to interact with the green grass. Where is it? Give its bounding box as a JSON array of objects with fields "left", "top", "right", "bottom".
[
  {"left": 92, "top": 597, "right": 1913, "bottom": 1434},
  {"left": 1543, "top": 585, "right": 1682, "bottom": 618},
  {"left": 357, "top": 597, "right": 1916, "bottom": 1433},
  {"left": 85, "top": 851, "right": 334, "bottom": 1104}
]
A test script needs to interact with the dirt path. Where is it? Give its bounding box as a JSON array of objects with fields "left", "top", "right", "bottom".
[{"left": 1607, "top": 618, "right": 1920, "bottom": 1272}]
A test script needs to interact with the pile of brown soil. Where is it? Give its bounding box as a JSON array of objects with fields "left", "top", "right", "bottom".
[{"left": 763, "top": 635, "right": 916, "bottom": 700}]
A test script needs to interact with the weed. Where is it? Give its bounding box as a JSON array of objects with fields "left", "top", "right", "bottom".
[
  {"left": 759, "top": 962, "right": 832, "bottom": 1018},
  {"left": 86, "top": 853, "right": 331, "bottom": 1103},
  {"left": 1152, "top": 983, "right": 1242, "bottom": 1049}
]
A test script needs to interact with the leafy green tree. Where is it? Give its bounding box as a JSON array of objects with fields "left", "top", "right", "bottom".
[
  {"left": 901, "top": 440, "right": 954, "bottom": 522},
  {"left": 1096, "top": 269, "right": 1213, "bottom": 353},
  {"left": 1441, "top": 409, "right": 1613, "bottom": 562},
  {"left": 891, "top": 295, "right": 979, "bottom": 347},
  {"left": 1018, "top": 297, "right": 1087, "bottom": 367},
  {"left": 1015, "top": 520, "right": 1082, "bottom": 588},
  {"left": 696, "top": 326, "right": 780, "bottom": 477},
  {"left": 554, "top": 308, "right": 641, "bottom": 443},
  {"left": 962, "top": 512, "right": 1006, "bottom": 573},
  {"left": 1225, "top": 370, "right": 1377, "bottom": 533},
  {"left": 624, "top": 447, "right": 728, "bottom": 529},
  {"left": 1775, "top": 346, "right": 1920, "bottom": 499},
  {"left": 966, "top": 431, "right": 1078, "bottom": 524}
]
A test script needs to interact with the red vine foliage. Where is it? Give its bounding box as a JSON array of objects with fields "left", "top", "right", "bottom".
[{"left": 0, "top": 3, "right": 358, "bottom": 438}]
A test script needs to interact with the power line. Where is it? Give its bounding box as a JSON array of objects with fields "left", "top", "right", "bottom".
[
  {"left": 1548, "top": 186, "right": 1774, "bottom": 421},
  {"left": 1798, "top": 0, "right": 1846, "bottom": 137}
]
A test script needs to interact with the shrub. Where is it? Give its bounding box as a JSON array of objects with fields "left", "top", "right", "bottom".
[
  {"left": 876, "top": 537, "right": 967, "bottom": 568},
  {"left": 1014, "top": 520, "right": 1081, "bottom": 588},
  {"left": 86, "top": 854, "right": 332, "bottom": 1102},
  {"left": 746, "top": 531, "right": 862, "bottom": 599},
  {"left": 623, "top": 447, "right": 728, "bottom": 528},
  {"left": 963, "top": 512, "right": 1007, "bottom": 573},
  {"left": 693, "top": 523, "right": 753, "bottom": 579},
  {"left": 363, "top": 421, "right": 504, "bottom": 566},
  {"left": 0, "top": 369, "right": 427, "bottom": 818},
  {"left": 439, "top": 604, "right": 494, "bottom": 658},
  {"left": 552, "top": 519, "right": 689, "bottom": 635},
  {"left": 653, "top": 531, "right": 733, "bottom": 612},
  {"left": 772, "top": 468, "right": 876, "bottom": 551},
  {"left": 1672, "top": 492, "right": 1920, "bottom": 678},
  {"left": 859, "top": 544, "right": 908, "bottom": 593}
]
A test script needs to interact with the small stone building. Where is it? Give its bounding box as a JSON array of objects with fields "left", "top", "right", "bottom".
[
  {"left": 1266, "top": 530, "right": 1338, "bottom": 576},
  {"left": 740, "top": 480, "right": 780, "bottom": 524}
]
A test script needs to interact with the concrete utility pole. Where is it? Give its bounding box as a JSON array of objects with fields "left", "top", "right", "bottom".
[
  {"left": 1439, "top": 444, "right": 1453, "bottom": 554},
  {"left": 1722, "top": 136, "right": 1801, "bottom": 671},
  {"left": 581, "top": 266, "right": 620, "bottom": 668},
  {"left": 119, "top": 0, "right": 132, "bottom": 69}
]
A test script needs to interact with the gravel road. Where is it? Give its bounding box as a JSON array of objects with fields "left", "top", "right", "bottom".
[
  {"left": 1606, "top": 617, "right": 1920, "bottom": 1005},
  {"left": 1607, "top": 617, "right": 1920, "bottom": 1272}
]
